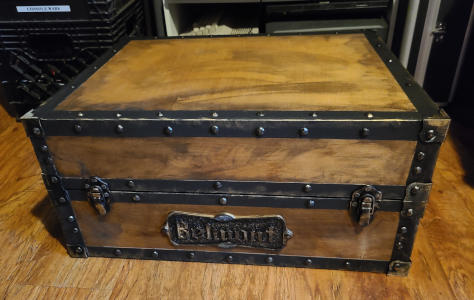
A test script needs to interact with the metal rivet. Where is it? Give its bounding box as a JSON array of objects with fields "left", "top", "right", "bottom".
[
  {"left": 32, "top": 127, "right": 41, "bottom": 136},
  {"left": 410, "top": 185, "right": 420, "bottom": 195},
  {"left": 40, "top": 145, "right": 48, "bottom": 152},
  {"left": 394, "top": 263, "right": 401, "bottom": 270},
  {"left": 360, "top": 128, "right": 370, "bottom": 137},
  {"left": 58, "top": 197, "right": 66, "bottom": 204},
  {"left": 51, "top": 176, "right": 58, "bottom": 184},
  {"left": 93, "top": 66, "right": 98, "bottom": 70},
  {"left": 345, "top": 261, "right": 351, "bottom": 266},
  {"left": 406, "top": 209, "right": 414, "bottom": 216},
  {"left": 304, "top": 258, "right": 312, "bottom": 265},
  {"left": 214, "top": 181, "right": 223, "bottom": 190},
  {"left": 67, "top": 215, "right": 75, "bottom": 222},
  {"left": 417, "top": 152, "right": 426, "bottom": 161},
  {"left": 366, "top": 112, "right": 374, "bottom": 119},
  {"left": 116, "top": 124, "right": 124, "bottom": 134},
  {"left": 164, "top": 126, "right": 173, "bottom": 136},
  {"left": 351, "top": 201, "right": 358, "bottom": 207},
  {"left": 388, "top": 59, "right": 393, "bottom": 63},
  {"left": 211, "top": 112, "right": 219, "bottom": 118},
  {"left": 71, "top": 85, "right": 75, "bottom": 89},
  {"left": 46, "top": 157, "right": 54, "bottom": 165},
  {"left": 127, "top": 180, "right": 135, "bottom": 188},
  {"left": 311, "top": 112, "right": 318, "bottom": 118},
  {"left": 157, "top": 112, "right": 164, "bottom": 117},
  {"left": 265, "top": 256, "right": 273, "bottom": 263},
  {"left": 413, "top": 166, "right": 422, "bottom": 175},
  {"left": 299, "top": 127, "right": 309, "bottom": 136},
  {"left": 114, "top": 249, "right": 121, "bottom": 256},
  {"left": 218, "top": 197, "right": 228, "bottom": 205},
  {"left": 116, "top": 113, "right": 122, "bottom": 118},
  {"left": 397, "top": 241, "right": 403, "bottom": 249},
  {"left": 425, "top": 129, "right": 436, "bottom": 141},
  {"left": 375, "top": 191, "right": 382, "bottom": 200},
  {"left": 405, "top": 82, "right": 413, "bottom": 87},
  {"left": 103, "top": 192, "right": 110, "bottom": 198},
  {"left": 113, "top": 49, "right": 117, "bottom": 53},
  {"left": 73, "top": 227, "right": 79, "bottom": 233},
  {"left": 226, "top": 255, "right": 233, "bottom": 263},
  {"left": 132, "top": 194, "right": 141, "bottom": 202},
  {"left": 73, "top": 124, "right": 82, "bottom": 134},
  {"left": 187, "top": 252, "right": 195, "bottom": 259},
  {"left": 75, "top": 247, "right": 83, "bottom": 254},
  {"left": 77, "top": 112, "right": 84, "bottom": 117},
  {"left": 376, "top": 43, "right": 382, "bottom": 48},
  {"left": 210, "top": 125, "right": 219, "bottom": 135},
  {"left": 303, "top": 184, "right": 312, "bottom": 193},
  {"left": 256, "top": 112, "right": 265, "bottom": 117},
  {"left": 255, "top": 127, "right": 265, "bottom": 136},
  {"left": 84, "top": 183, "right": 90, "bottom": 189},
  {"left": 152, "top": 250, "right": 159, "bottom": 258},
  {"left": 307, "top": 199, "right": 315, "bottom": 208},
  {"left": 400, "top": 226, "right": 408, "bottom": 234}
]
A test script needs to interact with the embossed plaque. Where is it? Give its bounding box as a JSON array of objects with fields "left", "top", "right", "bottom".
[{"left": 162, "top": 212, "right": 293, "bottom": 250}]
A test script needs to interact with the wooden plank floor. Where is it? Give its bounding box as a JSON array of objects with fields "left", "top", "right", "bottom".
[{"left": 0, "top": 106, "right": 472, "bottom": 300}]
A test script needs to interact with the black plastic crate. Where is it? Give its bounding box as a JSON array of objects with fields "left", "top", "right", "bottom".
[
  {"left": 1, "top": 48, "right": 107, "bottom": 117},
  {"left": 0, "top": 0, "right": 144, "bottom": 61},
  {"left": 0, "top": 0, "right": 134, "bottom": 21}
]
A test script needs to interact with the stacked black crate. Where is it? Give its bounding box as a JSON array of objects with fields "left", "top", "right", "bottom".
[{"left": 0, "top": 0, "right": 145, "bottom": 117}]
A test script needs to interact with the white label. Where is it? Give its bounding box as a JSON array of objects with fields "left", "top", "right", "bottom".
[{"left": 16, "top": 5, "right": 71, "bottom": 13}]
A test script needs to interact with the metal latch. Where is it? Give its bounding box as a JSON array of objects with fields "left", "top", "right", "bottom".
[
  {"left": 86, "top": 177, "right": 112, "bottom": 216},
  {"left": 350, "top": 185, "right": 382, "bottom": 226}
]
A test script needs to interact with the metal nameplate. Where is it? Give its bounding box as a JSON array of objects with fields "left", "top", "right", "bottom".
[{"left": 162, "top": 211, "right": 293, "bottom": 250}]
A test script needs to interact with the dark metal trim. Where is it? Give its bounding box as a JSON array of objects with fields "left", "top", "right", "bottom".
[
  {"left": 36, "top": 118, "right": 421, "bottom": 140},
  {"left": 86, "top": 246, "right": 390, "bottom": 273},
  {"left": 390, "top": 182, "right": 432, "bottom": 266},
  {"left": 62, "top": 178, "right": 406, "bottom": 200},
  {"left": 68, "top": 190, "right": 403, "bottom": 211},
  {"left": 22, "top": 116, "right": 88, "bottom": 258},
  {"left": 364, "top": 30, "right": 441, "bottom": 118}
]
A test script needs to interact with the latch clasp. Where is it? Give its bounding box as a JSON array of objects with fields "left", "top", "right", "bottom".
[
  {"left": 350, "top": 185, "right": 382, "bottom": 226},
  {"left": 86, "top": 177, "right": 112, "bottom": 216}
]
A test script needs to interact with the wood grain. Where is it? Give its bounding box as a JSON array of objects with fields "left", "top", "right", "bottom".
[
  {"left": 71, "top": 202, "right": 399, "bottom": 260},
  {"left": 56, "top": 34, "right": 416, "bottom": 112},
  {"left": 47, "top": 136, "right": 416, "bottom": 185},
  {"left": 0, "top": 105, "right": 472, "bottom": 300}
]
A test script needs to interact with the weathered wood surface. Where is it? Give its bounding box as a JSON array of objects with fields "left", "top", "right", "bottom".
[
  {"left": 0, "top": 106, "right": 472, "bottom": 299},
  {"left": 48, "top": 136, "right": 416, "bottom": 185},
  {"left": 72, "top": 202, "right": 399, "bottom": 260},
  {"left": 56, "top": 34, "right": 416, "bottom": 112}
]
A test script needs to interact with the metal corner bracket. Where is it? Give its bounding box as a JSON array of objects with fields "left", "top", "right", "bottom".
[
  {"left": 388, "top": 260, "right": 412, "bottom": 276},
  {"left": 419, "top": 111, "right": 450, "bottom": 144},
  {"left": 21, "top": 117, "right": 88, "bottom": 258}
]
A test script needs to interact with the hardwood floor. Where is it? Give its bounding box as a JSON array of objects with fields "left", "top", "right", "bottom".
[{"left": 0, "top": 106, "right": 472, "bottom": 300}]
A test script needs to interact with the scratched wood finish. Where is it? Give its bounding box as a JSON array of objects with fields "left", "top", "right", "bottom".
[
  {"left": 71, "top": 202, "right": 399, "bottom": 260},
  {"left": 47, "top": 136, "right": 416, "bottom": 185},
  {"left": 56, "top": 34, "right": 416, "bottom": 112},
  {"left": 0, "top": 107, "right": 473, "bottom": 299}
]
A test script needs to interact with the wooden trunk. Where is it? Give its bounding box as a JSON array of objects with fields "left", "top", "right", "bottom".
[{"left": 22, "top": 32, "right": 449, "bottom": 276}]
